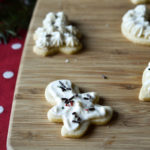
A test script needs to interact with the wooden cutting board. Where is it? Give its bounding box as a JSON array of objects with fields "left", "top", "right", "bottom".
[{"left": 7, "top": 0, "right": 150, "bottom": 149}]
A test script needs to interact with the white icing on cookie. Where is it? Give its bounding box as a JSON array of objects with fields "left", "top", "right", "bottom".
[
  {"left": 64, "top": 33, "right": 79, "bottom": 47},
  {"left": 34, "top": 11, "right": 81, "bottom": 51},
  {"left": 139, "top": 62, "right": 150, "bottom": 101},
  {"left": 46, "top": 80, "right": 113, "bottom": 132},
  {"left": 122, "top": 5, "right": 150, "bottom": 39},
  {"left": 50, "top": 32, "right": 63, "bottom": 47},
  {"left": 65, "top": 25, "right": 79, "bottom": 35},
  {"left": 34, "top": 27, "right": 46, "bottom": 37},
  {"left": 35, "top": 34, "right": 51, "bottom": 48},
  {"left": 43, "top": 12, "right": 56, "bottom": 27}
]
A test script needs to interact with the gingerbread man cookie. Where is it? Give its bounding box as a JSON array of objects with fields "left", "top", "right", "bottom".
[
  {"left": 45, "top": 80, "right": 113, "bottom": 138},
  {"left": 121, "top": 5, "right": 150, "bottom": 45},
  {"left": 131, "top": 0, "right": 150, "bottom": 4},
  {"left": 33, "top": 12, "right": 82, "bottom": 56},
  {"left": 139, "top": 62, "right": 150, "bottom": 101}
]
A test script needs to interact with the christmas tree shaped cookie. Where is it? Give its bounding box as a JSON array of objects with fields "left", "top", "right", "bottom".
[
  {"left": 33, "top": 12, "right": 82, "bottom": 56},
  {"left": 121, "top": 5, "right": 150, "bottom": 45}
]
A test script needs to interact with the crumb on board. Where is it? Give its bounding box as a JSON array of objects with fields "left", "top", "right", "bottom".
[
  {"left": 101, "top": 74, "right": 108, "bottom": 79},
  {"left": 105, "top": 24, "right": 109, "bottom": 28},
  {"left": 65, "top": 59, "right": 69, "bottom": 63}
]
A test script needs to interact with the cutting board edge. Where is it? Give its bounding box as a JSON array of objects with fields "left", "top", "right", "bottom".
[{"left": 6, "top": 0, "right": 40, "bottom": 149}]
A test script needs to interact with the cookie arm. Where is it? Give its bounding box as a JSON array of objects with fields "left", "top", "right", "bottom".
[
  {"left": 47, "top": 107, "right": 62, "bottom": 123},
  {"left": 61, "top": 121, "right": 90, "bottom": 138},
  {"left": 90, "top": 106, "right": 113, "bottom": 125},
  {"left": 139, "top": 63, "right": 150, "bottom": 101}
]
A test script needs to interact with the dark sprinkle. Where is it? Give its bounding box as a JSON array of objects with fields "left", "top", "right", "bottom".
[
  {"left": 62, "top": 96, "right": 75, "bottom": 105},
  {"left": 72, "top": 120, "right": 81, "bottom": 124},
  {"left": 72, "top": 112, "right": 78, "bottom": 118},
  {"left": 59, "top": 81, "right": 66, "bottom": 88},
  {"left": 72, "top": 120, "right": 78, "bottom": 123},
  {"left": 148, "top": 68, "right": 150, "bottom": 70},
  {"left": 72, "top": 112, "right": 77, "bottom": 115},
  {"left": 46, "top": 34, "right": 51, "bottom": 37},
  {"left": 102, "top": 74, "right": 108, "bottom": 79},
  {"left": 65, "top": 100, "right": 69, "bottom": 104},
  {"left": 75, "top": 94, "right": 79, "bottom": 97},
  {"left": 58, "top": 86, "right": 66, "bottom": 92},
  {"left": 61, "top": 98, "right": 68, "bottom": 101},
  {"left": 87, "top": 94, "right": 92, "bottom": 99},
  {"left": 77, "top": 117, "right": 81, "bottom": 121},
  {"left": 69, "top": 96, "right": 74, "bottom": 100},
  {"left": 62, "top": 107, "right": 64, "bottom": 109},
  {"left": 58, "top": 81, "right": 71, "bottom": 92},
  {"left": 83, "top": 97, "right": 89, "bottom": 100},
  {"left": 75, "top": 114, "right": 78, "bottom": 118},
  {"left": 72, "top": 112, "right": 81, "bottom": 123},
  {"left": 89, "top": 107, "right": 95, "bottom": 111}
]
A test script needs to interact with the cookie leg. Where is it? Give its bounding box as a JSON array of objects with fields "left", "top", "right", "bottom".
[
  {"left": 139, "top": 63, "right": 150, "bottom": 101},
  {"left": 139, "top": 84, "right": 150, "bottom": 101},
  {"left": 61, "top": 121, "right": 90, "bottom": 138},
  {"left": 59, "top": 44, "right": 82, "bottom": 55},
  {"left": 33, "top": 46, "right": 58, "bottom": 56},
  {"left": 121, "top": 23, "right": 150, "bottom": 46},
  {"left": 91, "top": 106, "right": 113, "bottom": 125},
  {"left": 45, "top": 84, "right": 57, "bottom": 106},
  {"left": 47, "top": 109, "right": 62, "bottom": 122}
]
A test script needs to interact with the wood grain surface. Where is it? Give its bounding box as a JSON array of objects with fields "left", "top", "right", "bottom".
[{"left": 7, "top": 0, "right": 150, "bottom": 149}]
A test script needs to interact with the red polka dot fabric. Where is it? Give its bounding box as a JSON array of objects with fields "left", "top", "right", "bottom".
[{"left": 0, "top": 31, "right": 26, "bottom": 150}]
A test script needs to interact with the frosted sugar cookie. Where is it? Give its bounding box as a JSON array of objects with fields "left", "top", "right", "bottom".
[
  {"left": 121, "top": 5, "right": 150, "bottom": 45},
  {"left": 131, "top": 0, "right": 150, "bottom": 4},
  {"left": 45, "top": 80, "right": 113, "bottom": 138},
  {"left": 33, "top": 12, "right": 82, "bottom": 56},
  {"left": 139, "top": 62, "right": 150, "bottom": 101}
]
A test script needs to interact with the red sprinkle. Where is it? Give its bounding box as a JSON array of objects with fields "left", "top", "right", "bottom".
[
  {"left": 85, "top": 109, "right": 88, "bottom": 111},
  {"left": 65, "top": 104, "right": 69, "bottom": 106},
  {"left": 70, "top": 101, "right": 74, "bottom": 106}
]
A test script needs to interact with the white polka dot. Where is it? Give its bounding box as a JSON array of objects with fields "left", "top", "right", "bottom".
[
  {"left": 3, "top": 71, "right": 14, "bottom": 79},
  {"left": 65, "top": 59, "right": 69, "bottom": 63},
  {"left": 11, "top": 43, "right": 22, "bottom": 50},
  {"left": 0, "top": 106, "right": 4, "bottom": 114}
]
